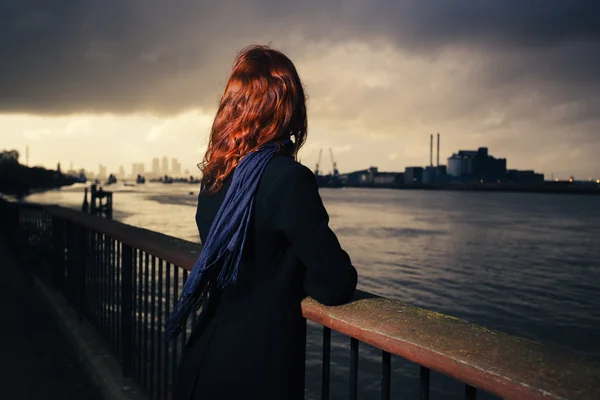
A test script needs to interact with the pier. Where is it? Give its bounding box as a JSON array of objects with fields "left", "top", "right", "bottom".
[{"left": 0, "top": 197, "right": 598, "bottom": 400}]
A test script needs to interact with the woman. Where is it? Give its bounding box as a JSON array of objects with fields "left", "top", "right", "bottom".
[{"left": 167, "top": 45, "right": 358, "bottom": 400}]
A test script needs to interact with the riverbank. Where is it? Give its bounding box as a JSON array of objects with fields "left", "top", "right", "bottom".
[
  {"left": 342, "top": 181, "right": 600, "bottom": 195},
  {"left": 0, "top": 161, "right": 79, "bottom": 198}
]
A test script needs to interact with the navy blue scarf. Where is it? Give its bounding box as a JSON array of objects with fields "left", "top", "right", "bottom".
[{"left": 165, "top": 139, "right": 292, "bottom": 339}]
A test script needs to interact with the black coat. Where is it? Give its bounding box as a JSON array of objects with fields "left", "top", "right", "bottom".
[{"left": 174, "top": 154, "right": 358, "bottom": 400}]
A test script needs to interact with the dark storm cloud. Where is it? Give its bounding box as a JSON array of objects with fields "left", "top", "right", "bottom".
[{"left": 1, "top": 0, "right": 600, "bottom": 114}]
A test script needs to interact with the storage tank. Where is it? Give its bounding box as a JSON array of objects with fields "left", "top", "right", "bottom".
[{"left": 447, "top": 155, "right": 462, "bottom": 177}]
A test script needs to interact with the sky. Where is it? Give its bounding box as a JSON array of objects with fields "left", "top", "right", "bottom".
[{"left": 1, "top": 1, "right": 599, "bottom": 179}]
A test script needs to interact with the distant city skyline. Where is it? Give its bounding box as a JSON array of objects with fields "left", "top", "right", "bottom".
[
  {"left": 26, "top": 142, "right": 600, "bottom": 182},
  {"left": 55, "top": 154, "right": 195, "bottom": 179},
  {"left": 1, "top": 2, "right": 599, "bottom": 180}
]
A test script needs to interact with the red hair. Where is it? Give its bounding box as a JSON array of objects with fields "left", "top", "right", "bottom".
[{"left": 200, "top": 45, "right": 308, "bottom": 192}]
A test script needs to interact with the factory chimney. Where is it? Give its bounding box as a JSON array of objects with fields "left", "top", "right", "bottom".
[
  {"left": 429, "top": 134, "right": 433, "bottom": 167},
  {"left": 436, "top": 133, "right": 440, "bottom": 167}
]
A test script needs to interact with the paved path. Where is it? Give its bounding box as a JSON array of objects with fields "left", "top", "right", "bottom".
[{"left": 0, "top": 238, "right": 103, "bottom": 400}]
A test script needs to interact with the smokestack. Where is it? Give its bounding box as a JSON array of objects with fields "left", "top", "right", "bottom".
[
  {"left": 437, "top": 133, "right": 440, "bottom": 167},
  {"left": 429, "top": 134, "right": 433, "bottom": 167}
]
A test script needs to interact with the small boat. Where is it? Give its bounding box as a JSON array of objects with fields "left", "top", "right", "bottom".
[{"left": 105, "top": 174, "right": 117, "bottom": 185}]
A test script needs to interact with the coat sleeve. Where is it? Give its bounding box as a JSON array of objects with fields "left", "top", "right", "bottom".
[{"left": 263, "top": 163, "right": 358, "bottom": 306}]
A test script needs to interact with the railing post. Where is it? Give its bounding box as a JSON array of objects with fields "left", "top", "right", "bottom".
[
  {"left": 121, "top": 244, "right": 134, "bottom": 377},
  {"left": 322, "top": 326, "right": 331, "bottom": 400},
  {"left": 350, "top": 338, "right": 359, "bottom": 400},
  {"left": 0, "top": 200, "right": 5, "bottom": 237},
  {"left": 9, "top": 203, "right": 21, "bottom": 253},
  {"left": 90, "top": 184, "right": 97, "bottom": 215},
  {"left": 1, "top": 201, "right": 9, "bottom": 239},
  {"left": 65, "top": 221, "right": 75, "bottom": 306},
  {"left": 107, "top": 193, "right": 113, "bottom": 220},
  {"left": 76, "top": 226, "right": 88, "bottom": 322},
  {"left": 51, "top": 216, "right": 65, "bottom": 292},
  {"left": 13, "top": 203, "right": 20, "bottom": 233}
]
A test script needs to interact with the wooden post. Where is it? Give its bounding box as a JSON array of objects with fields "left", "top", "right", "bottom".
[
  {"left": 82, "top": 188, "right": 89, "bottom": 213},
  {"left": 90, "top": 184, "right": 97, "bottom": 215}
]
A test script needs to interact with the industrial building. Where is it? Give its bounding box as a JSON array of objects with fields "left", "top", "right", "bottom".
[
  {"left": 447, "top": 147, "right": 507, "bottom": 182},
  {"left": 342, "top": 168, "right": 375, "bottom": 185},
  {"left": 506, "top": 169, "right": 544, "bottom": 184},
  {"left": 404, "top": 167, "right": 423, "bottom": 184},
  {"left": 374, "top": 172, "right": 401, "bottom": 185},
  {"left": 410, "top": 133, "right": 447, "bottom": 184},
  {"left": 337, "top": 133, "right": 546, "bottom": 189},
  {"left": 341, "top": 167, "right": 404, "bottom": 187},
  {"left": 423, "top": 165, "right": 447, "bottom": 184}
]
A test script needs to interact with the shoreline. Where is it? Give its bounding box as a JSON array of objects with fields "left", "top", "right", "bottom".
[
  {"left": 338, "top": 182, "right": 600, "bottom": 195},
  {"left": 9, "top": 180, "right": 599, "bottom": 199}
]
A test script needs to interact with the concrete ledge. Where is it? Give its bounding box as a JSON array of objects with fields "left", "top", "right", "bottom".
[{"left": 32, "top": 274, "right": 148, "bottom": 400}]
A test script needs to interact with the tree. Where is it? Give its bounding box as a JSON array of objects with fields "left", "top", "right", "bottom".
[{"left": 0, "top": 150, "right": 20, "bottom": 164}]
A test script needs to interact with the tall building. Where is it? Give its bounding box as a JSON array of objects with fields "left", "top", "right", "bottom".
[
  {"left": 171, "top": 158, "right": 181, "bottom": 177},
  {"left": 137, "top": 163, "right": 145, "bottom": 176},
  {"left": 98, "top": 164, "right": 107, "bottom": 180},
  {"left": 152, "top": 158, "right": 160, "bottom": 177},
  {"left": 132, "top": 163, "right": 145, "bottom": 177},
  {"left": 118, "top": 166, "right": 126, "bottom": 179},
  {"left": 162, "top": 156, "right": 169, "bottom": 176}
]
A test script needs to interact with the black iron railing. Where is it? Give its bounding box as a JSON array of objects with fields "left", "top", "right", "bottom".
[{"left": 1, "top": 198, "right": 598, "bottom": 400}]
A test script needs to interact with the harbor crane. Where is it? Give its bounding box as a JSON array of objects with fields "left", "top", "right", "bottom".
[
  {"left": 329, "top": 148, "right": 339, "bottom": 177},
  {"left": 314, "top": 149, "right": 323, "bottom": 176}
]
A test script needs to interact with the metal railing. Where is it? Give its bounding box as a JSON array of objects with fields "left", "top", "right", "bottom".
[{"left": 1, "top": 198, "right": 598, "bottom": 400}]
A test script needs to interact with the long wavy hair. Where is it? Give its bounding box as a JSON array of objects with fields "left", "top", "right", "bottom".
[{"left": 199, "top": 45, "right": 308, "bottom": 192}]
